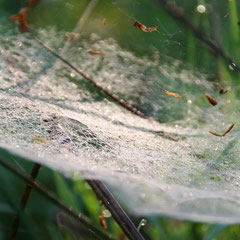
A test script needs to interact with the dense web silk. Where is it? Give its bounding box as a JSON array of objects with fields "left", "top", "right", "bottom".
[{"left": 0, "top": 25, "right": 240, "bottom": 223}]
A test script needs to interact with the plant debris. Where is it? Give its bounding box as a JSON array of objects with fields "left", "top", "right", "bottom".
[
  {"left": 205, "top": 94, "right": 217, "bottom": 106},
  {"left": 32, "top": 137, "right": 47, "bottom": 144},
  {"left": 209, "top": 124, "right": 235, "bottom": 137},
  {"left": 99, "top": 210, "right": 107, "bottom": 229},
  {"left": 87, "top": 50, "right": 105, "bottom": 56},
  {"left": 134, "top": 21, "right": 157, "bottom": 32},
  {"left": 165, "top": 91, "right": 182, "bottom": 98},
  {"left": 9, "top": 0, "right": 40, "bottom": 32}
]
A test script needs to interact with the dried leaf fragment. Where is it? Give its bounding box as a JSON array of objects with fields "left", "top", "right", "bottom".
[
  {"left": 165, "top": 91, "right": 182, "bottom": 98},
  {"left": 222, "top": 123, "right": 235, "bottom": 136},
  {"left": 209, "top": 124, "right": 235, "bottom": 137},
  {"left": 99, "top": 210, "right": 107, "bottom": 229},
  {"left": 209, "top": 131, "right": 222, "bottom": 137},
  {"left": 32, "top": 137, "right": 47, "bottom": 144},
  {"left": 144, "top": 27, "right": 158, "bottom": 32},
  {"left": 9, "top": 0, "right": 40, "bottom": 32},
  {"left": 87, "top": 50, "right": 105, "bottom": 57},
  {"left": 134, "top": 21, "right": 157, "bottom": 32},
  {"left": 9, "top": 7, "right": 30, "bottom": 32},
  {"left": 205, "top": 94, "right": 217, "bottom": 106}
]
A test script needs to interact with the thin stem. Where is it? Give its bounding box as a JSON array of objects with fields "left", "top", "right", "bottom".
[
  {"left": 68, "top": 0, "right": 99, "bottom": 39},
  {"left": 87, "top": 179, "right": 145, "bottom": 240},
  {"left": 34, "top": 37, "right": 145, "bottom": 118},
  {"left": 0, "top": 157, "right": 116, "bottom": 240},
  {"left": 54, "top": 0, "right": 99, "bottom": 66},
  {"left": 10, "top": 163, "right": 41, "bottom": 239},
  {"left": 156, "top": 0, "right": 240, "bottom": 72}
]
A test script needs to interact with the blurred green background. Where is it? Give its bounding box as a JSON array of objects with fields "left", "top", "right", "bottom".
[{"left": 0, "top": 0, "right": 240, "bottom": 239}]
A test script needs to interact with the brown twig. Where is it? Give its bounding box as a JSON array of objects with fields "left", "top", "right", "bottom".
[
  {"left": 0, "top": 154, "right": 116, "bottom": 240},
  {"left": 34, "top": 37, "right": 145, "bottom": 119},
  {"left": 156, "top": 0, "right": 240, "bottom": 72},
  {"left": 87, "top": 179, "right": 145, "bottom": 240},
  {"left": 10, "top": 163, "right": 41, "bottom": 239}
]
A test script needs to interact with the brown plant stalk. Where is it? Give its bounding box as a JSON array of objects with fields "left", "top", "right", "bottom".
[
  {"left": 34, "top": 37, "right": 146, "bottom": 119},
  {"left": 10, "top": 163, "right": 41, "bottom": 239},
  {"left": 87, "top": 179, "right": 145, "bottom": 240}
]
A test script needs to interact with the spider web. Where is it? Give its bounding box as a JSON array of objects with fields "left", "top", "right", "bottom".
[{"left": 0, "top": 0, "right": 240, "bottom": 223}]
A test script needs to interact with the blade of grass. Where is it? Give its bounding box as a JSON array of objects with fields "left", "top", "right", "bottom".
[
  {"left": 186, "top": 3, "right": 200, "bottom": 66},
  {"left": 51, "top": 0, "right": 99, "bottom": 71},
  {"left": 205, "top": 224, "right": 229, "bottom": 240},
  {"left": 74, "top": 180, "right": 100, "bottom": 222},
  {"left": 210, "top": 0, "right": 222, "bottom": 79},
  {"left": 54, "top": 172, "right": 79, "bottom": 212},
  {"left": 10, "top": 163, "right": 41, "bottom": 240}
]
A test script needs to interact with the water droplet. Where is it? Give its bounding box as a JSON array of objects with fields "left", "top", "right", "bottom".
[
  {"left": 196, "top": 79, "right": 201, "bottom": 84},
  {"left": 137, "top": 219, "right": 147, "bottom": 231},
  {"left": 103, "top": 209, "right": 111, "bottom": 218},
  {"left": 188, "top": 100, "right": 192, "bottom": 104},
  {"left": 196, "top": 5, "right": 206, "bottom": 13},
  {"left": 70, "top": 73, "right": 75, "bottom": 78}
]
